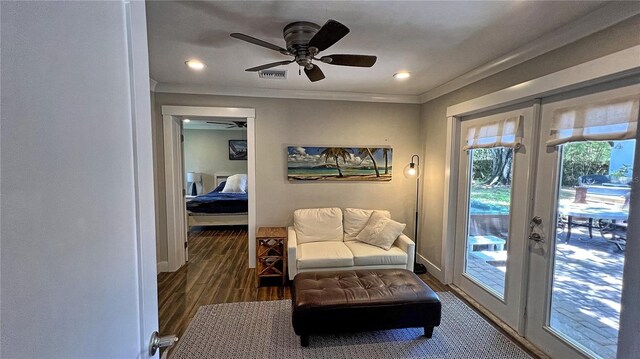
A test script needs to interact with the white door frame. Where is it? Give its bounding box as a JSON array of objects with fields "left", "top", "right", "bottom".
[
  {"left": 161, "top": 105, "right": 257, "bottom": 270},
  {"left": 162, "top": 114, "right": 187, "bottom": 271},
  {"left": 126, "top": 1, "right": 160, "bottom": 355}
]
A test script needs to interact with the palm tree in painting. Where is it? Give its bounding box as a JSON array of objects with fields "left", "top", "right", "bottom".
[
  {"left": 381, "top": 148, "right": 391, "bottom": 175},
  {"left": 357, "top": 148, "right": 380, "bottom": 177},
  {"left": 320, "top": 147, "right": 351, "bottom": 178}
]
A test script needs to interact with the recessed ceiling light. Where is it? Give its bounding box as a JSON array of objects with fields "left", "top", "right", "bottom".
[
  {"left": 393, "top": 71, "right": 411, "bottom": 80},
  {"left": 183, "top": 119, "right": 191, "bottom": 123},
  {"left": 185, "top": 60, "right": 205, "bottom": 70}
]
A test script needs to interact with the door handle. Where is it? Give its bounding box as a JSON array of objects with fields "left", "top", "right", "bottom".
[
  {"left": 149, "top": 331, "right": 178, "bottom": 356},
  {"left": 529, "top": 216, "right": 545, "bottom": 243}
]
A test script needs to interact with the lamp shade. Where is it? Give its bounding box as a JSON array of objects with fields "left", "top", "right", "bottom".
[
  {"left": 403, "top": 162, "right": 420, "bottom": 178},
  {"left": 186, "top": 172, "right": 201, "bottom": 182}
]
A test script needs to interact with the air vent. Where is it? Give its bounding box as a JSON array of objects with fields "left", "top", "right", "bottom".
[{"left": 258, "top": 69, "right": 287, "bottom": 79}]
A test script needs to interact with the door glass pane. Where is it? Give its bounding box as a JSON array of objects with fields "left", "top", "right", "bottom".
[
  {"left": 464, "top": 147, "right": 513, "bottom": 298},
  {"left": 549, "top": 139, "right": 634, "bottom": 359}
]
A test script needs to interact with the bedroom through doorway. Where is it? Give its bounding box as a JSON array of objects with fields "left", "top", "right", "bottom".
[
  {"left": 159, "top": 106, "right": 256, "bottom": 274},
  {"left": 183, "top": 117, "right": 249, "bottom": 238}
]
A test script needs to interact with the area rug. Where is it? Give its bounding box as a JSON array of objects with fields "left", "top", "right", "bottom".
[{"left": 171, "top": 292, "right": 531, "bottom": 358}]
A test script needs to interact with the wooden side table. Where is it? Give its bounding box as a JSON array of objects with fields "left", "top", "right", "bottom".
[{"left": 256, "top": 227, "right": 287, "bottom": 286}]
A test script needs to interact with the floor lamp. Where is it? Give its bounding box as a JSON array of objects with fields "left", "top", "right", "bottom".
[{"left": 404, "top": 155, "right": 427, "bottom": 274}]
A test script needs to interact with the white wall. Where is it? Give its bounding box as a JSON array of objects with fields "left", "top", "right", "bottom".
[
  {"left": 184, "top": 129, "right": 248, "bottom": 193},
  {"left": 153, "top": 95, "right": 421, "bottom": 263},
  {"left": 1, "top": 2, "right": 154, "bottom": 357}
]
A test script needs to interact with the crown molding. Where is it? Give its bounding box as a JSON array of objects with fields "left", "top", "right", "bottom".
[
  {"left": 446, "top": 45, "right": 640, "bottom": 117},
  {"left": 419, "top": 1, "right": 640, "bottom": 103},
  {"left": 149, "top": 78, "right": 158, "bottom": 92},
  {"left": 154, "top": 83, "right": 421, "bottom": 104}
]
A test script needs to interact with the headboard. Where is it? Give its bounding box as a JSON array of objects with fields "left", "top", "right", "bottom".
[{"left": 214, "top": 173, "right": 233, "bottom": 187}]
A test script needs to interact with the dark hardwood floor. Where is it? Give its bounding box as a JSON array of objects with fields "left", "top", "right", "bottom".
[
  {"left": 157, "top": 226, "right": 289, "bottom": 340},
  {"left": 158, "top": 227, "right": 539, "bottom": 358},
  {"left": 157, "top": 226, "right": 445, "bottom": 341}
]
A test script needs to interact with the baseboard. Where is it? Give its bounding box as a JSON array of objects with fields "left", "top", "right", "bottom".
[
  {"left": 417, "top": 254, "right": 444, "bottom": 282},
  {"left": 157, "top": 261, "right": 169, "bottom": 273}
]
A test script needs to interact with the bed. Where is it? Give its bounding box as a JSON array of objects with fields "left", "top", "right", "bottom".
[{"left": 186, "top": 173, "right": 248, "bottom": 228}]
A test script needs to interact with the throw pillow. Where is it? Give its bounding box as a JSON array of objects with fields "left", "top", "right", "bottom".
[
  {"left": 343, "top": 208, "right": 391, "bottom": 241},
  {"left": 212, "top": 181, "right": 226, "bottom": 192},
  {"left": 356, "top": 211, "right": 406, "bottom": 250}
]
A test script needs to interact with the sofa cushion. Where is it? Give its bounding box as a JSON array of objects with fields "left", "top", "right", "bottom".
[
  {"left": 343, "top": 208, "right": 391, "bottom": 242},
  {"left": 345, "top": 241, "right": 408, "bottom": 266},
  {"left": 294, "top": 208, "right": 343, "bottom": 244},
  {"left": 356, "top": 211, "right": 406, "bottom": 250},
  {"left": 298, "top": 242, "right": 354, "bottom": 269}
]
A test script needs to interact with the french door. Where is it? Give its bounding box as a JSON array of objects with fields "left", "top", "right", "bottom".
[
  {"left": 454, "top": 83, "right": 639, "bottom": 359},
  {"left": 453, "top": 106, "right": 534, "bottom": 329},
  {"left": 525, "top": 84, "right": 639, "bottom": 359}
]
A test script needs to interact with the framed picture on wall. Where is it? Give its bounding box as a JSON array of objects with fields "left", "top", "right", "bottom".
[
  {"left": 287, "top": 146, "right": 392, "bottom": 181},
  {"left": 229, "top": 140, "right": 247, "bottom": 160}
]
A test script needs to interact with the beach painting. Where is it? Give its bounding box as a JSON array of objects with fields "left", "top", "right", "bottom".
[{"left": 287, "top": 146, "right": 392, "bottom": 181}]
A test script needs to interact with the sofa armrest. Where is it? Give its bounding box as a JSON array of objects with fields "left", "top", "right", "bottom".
[
  {"left": 287, "top": 226, "right": 298, "bottom": 280},
  {"left": 394, "top": 234, "right": 415, "bottom": 272}
]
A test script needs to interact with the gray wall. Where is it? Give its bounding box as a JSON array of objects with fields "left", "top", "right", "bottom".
[
  {"left": 184, "top": 129, "right": 248, "bottom": 193},
  {"left": 419, "top": 14, "right": 640, "bottom": 268},
  {"left": 153, "top": 95, "right": 421, "bottom": 263}
]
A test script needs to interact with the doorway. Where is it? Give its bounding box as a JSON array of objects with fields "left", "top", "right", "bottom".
[
  {"left": 160, "top": 106, "right": 257, "bottom": 272},
  {"left": 452, "top": 83, "right": 639, "bottom": 358}
]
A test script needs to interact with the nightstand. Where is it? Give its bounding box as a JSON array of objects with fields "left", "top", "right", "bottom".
[{"left": 256, "top": 227, "right": 287, "bottom": 286}]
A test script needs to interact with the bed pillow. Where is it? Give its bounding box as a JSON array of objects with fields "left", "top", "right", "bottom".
[
  {"left": 355, "top": 211, "right": 406, "bottom": 250},
  {"left": 221, "top": 174, "right": 247, "bottom": 193},
  {"left": 212, "top": 181, "right": 226, "bottom": 192}
]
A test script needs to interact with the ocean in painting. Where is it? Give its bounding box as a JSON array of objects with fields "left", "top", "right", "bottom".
[{"left": 287, "top": 146, "right": 392, "bottom": 181}]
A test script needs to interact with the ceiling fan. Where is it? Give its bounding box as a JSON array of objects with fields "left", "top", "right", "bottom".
[
  {"left": 230, "top": 19, "right": 377, "bottom": 82},
  {"left": 206, "top": 121, "right": 247, "bottom": 129}
]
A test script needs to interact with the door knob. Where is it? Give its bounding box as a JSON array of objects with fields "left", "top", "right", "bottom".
[{"left": 149, "top": 331, "right": 178, "bottom": 356}]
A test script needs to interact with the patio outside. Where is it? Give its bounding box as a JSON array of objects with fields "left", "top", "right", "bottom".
[{"left": 464, "top": 140, "right": 633, "bottom": 359}]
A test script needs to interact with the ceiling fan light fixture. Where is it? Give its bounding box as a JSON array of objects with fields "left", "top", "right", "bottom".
[
  {"left": 185, "top": 59, "right": 205, "bottom": 70},
  {"left": 393, "top": 71, "right": 411, "bottom": 80},
  {"left": 230, "top": 19, "right": 374, "bottom": 82}
]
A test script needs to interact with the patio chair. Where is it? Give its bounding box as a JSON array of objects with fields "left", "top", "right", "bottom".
[
  {"left": 599, "top": 220, "right": 626, "bottom": 251},
  {"left": 577, "top": 174, "right": 610, "bottom": 186}
]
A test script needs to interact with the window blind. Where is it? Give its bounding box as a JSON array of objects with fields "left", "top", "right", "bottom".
[
  {"left": 546, "top": 96, "right": 638, "bottom": 146},
  {"left": 464, "top": 115, "right": 523, "bottom": 150}
]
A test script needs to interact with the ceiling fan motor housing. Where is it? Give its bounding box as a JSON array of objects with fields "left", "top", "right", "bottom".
[{"left": 283, "top": 21, "right": 320, "bottom": 69}]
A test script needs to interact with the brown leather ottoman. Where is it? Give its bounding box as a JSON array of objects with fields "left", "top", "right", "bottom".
[{"left": 291, "top": 269, "right": 441, "bottom": 347}]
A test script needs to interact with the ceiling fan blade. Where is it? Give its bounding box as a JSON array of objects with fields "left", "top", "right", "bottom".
[
  {"left": 245, "top": 60, "right": 294, "bottom": 72},
  {"left": 320, "top": 54, "right": 377, "bottom": 67},
  {"left": 308, "top": 19, "right": 350, "bottom": 52},
  {"left": 207, "top": 121, "right": 234, "bottom": 125},
  {"left": 304, "top": 65, "right": 325, "bottom": 82},
  {"left": 230, "top": 33, "right": 289, "bottom": 54}
]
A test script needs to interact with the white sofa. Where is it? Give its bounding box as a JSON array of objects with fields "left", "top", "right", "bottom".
[{"left": 287, "top": 207, "right": 415, "bottom": 279}]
